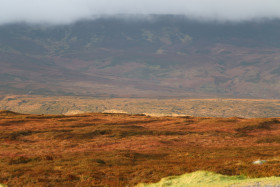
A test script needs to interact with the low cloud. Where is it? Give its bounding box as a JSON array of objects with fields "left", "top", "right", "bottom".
[{"left": 1, "top": 0, "right": 280, "bottom": 25}]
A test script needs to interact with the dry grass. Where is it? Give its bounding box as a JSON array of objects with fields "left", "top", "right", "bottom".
[
  {"left": 0, "top": 112, "right": 280, "bottom": 186},
  {"left": 1, "top": 95, "right": 280, "bottom": 118}
]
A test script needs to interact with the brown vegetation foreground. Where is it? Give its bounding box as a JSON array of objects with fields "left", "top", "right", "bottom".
[{"left": 0, "top": 110, "right": 280, "bottom": 186}]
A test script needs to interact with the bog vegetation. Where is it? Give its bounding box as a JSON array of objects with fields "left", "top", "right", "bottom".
[{"left": 0, "top": 110, "right": 280, "bottom": 186}]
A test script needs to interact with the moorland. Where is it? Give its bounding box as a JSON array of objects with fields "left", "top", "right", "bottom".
[
  {"left": 1, "top": 15, "right": 280, "bottom": 187},
  {"left": 1, "top": 110, "right": 280, "bottom": 186}
]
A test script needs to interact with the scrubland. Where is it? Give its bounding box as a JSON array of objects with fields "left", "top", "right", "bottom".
[{"left": 0, "top": 110, "right": 280, "bottom": 186}]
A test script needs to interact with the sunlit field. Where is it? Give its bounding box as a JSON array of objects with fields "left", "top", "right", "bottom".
[{"left": 1, "top": 110, "right": 280, "bottom": 186}]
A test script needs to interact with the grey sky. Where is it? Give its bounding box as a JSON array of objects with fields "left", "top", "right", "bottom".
[{"left": 1, "top": 0, "right": 280, "bottom": 25}]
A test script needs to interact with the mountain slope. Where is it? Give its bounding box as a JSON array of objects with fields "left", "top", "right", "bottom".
[{"left": 1, "top": 16, "right": 280, "bottom": 98}]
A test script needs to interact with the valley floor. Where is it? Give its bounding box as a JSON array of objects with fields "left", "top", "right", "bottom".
[{"left": 1, "top": 95, "right": 280, "bottom": 118}]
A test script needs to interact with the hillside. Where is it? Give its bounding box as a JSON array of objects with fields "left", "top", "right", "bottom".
[
  {"left": 1, "top": 111, "right": 280, "bottom": 186},
  {"left": 1, "top": 16, "right": 280, "bottom": 98}
]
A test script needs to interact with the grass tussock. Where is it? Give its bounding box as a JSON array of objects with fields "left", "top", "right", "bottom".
[{"left": 136, "top": 170, "right": 280, "bottom": 187}]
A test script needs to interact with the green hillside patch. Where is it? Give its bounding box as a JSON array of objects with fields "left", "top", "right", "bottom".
[{"left": 136, "top": 171, "right": 280, "bottom": 187}]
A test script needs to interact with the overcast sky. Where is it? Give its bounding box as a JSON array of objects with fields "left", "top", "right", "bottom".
[{"left": 1, "top": 0, "right": 280, "bottom": 25}]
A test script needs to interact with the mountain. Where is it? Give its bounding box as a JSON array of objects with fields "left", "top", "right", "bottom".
[{"left": 1, "top": 15, "right": 280, "bottom": 98}]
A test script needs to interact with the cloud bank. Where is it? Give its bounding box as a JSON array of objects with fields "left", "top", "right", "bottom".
[{"left": 1, "top": 0, "right": 280, "bottom": 25}]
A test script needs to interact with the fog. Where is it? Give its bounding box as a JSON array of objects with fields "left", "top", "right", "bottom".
[{"left": 1, "top": 0, "right": 280, "bottom": 25}]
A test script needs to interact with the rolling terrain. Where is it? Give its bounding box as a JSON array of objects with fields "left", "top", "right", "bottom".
[
  {"left": 1, "top": 16, "right": 280, "bottom": 98},
  {"left": 1, "top": 15, "right": 280, "bottom": 187},
  {"left": 1, "top": 111, "right": 280, "bottom": 186}
]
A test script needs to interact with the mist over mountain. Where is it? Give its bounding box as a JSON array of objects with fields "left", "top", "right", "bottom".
[
  {"left": 1, "top": 0, "right": 280, "bottom": 25},
  {"left": 1, "top": 15, "right": 280, "bottom": 98}
]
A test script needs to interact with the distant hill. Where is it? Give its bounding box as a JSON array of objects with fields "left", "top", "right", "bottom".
[{"left": 1, "top": 15, "right": 280, "bottom": 98}]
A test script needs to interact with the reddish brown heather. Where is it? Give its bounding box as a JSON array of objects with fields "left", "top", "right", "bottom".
[{"left": 0, "top": 111, "right": 280, "bottom": 186}]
